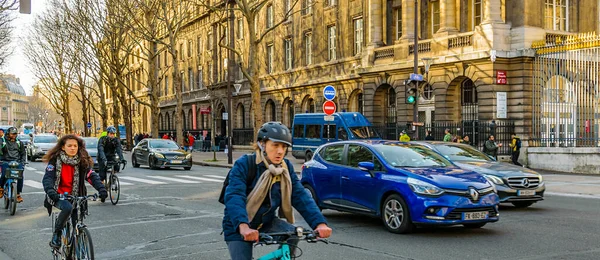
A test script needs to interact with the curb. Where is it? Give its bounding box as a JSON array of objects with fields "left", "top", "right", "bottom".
[{"left": 533, "top": 168, "right": 600, "bottom": 177}]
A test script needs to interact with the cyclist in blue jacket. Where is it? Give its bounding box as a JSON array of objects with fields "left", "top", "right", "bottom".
[{"left": 222, "top": 122, "right": 332, "bottom": 260}]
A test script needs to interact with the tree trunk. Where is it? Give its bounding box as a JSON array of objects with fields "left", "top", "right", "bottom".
[
  {"left": 78, "top": 85, "right": 89, "bottom": 136},
  {"left": 117, "top": 76, "right": 133, "bottom": 150},
  {"left": 170, "top": 44, "right": 183, "bottom": 147}
]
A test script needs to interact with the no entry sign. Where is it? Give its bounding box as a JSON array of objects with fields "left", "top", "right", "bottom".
[{"left": 323, "top": 100, "right": 336, "bottom": 115}]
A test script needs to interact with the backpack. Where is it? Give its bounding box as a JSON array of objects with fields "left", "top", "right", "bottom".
[
  {"left": 218, "top": 154, "right": 257, "bottom": 204},
  {"left": 516, "top": 138, "right": 522, "bottom": 149}
]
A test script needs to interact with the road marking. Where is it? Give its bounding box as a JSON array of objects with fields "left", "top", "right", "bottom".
[
  {"left": 176, "top": 175, "right": 223, "bottom": 183},
  {"left": 35, "top": 170, "right": 45, "bottom": 175},
  {"left": 147, "top": 176, "right": 200, "bottom": 184},
  {"left": 119, "top": 176, "right": 167, "bottom": 185},
  {"left": 205, "top": 175, "right": 226, "bottom": 179},
  {"left": 24, "top": 180, "right": 43, "bottom": 189},
  {"left": 25, "top": 166, "right": 36, "bottom": 171},
  {"left": 118, "top": 181, "right": 134, "bottom": 186}
]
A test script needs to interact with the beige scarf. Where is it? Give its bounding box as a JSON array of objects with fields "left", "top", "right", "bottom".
[{"left": 245, "top": 150, "right": 294, "bottom": 224}]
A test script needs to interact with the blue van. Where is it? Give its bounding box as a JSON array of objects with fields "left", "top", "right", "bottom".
[{"left": 291, "top": 112, "right": 381, "bottom": 161}]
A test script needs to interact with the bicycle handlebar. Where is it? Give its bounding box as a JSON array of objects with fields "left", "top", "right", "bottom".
[
  {"left": 106, "top": 161, "right": 127, "bottom": 170},
  {"left": 59, "top": 193, "right": 98, "bottom": 202},
  {"left": 256, "top": 229, "right": 329, "bottom": 246}
]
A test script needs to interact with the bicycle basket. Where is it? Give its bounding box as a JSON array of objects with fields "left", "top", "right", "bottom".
[{"left": 7, "top": 169, "right": 23, "bottom": 179}]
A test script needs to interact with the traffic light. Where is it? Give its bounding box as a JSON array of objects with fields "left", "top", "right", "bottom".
[{"left": 406, "top": 86, "right": 417, "bottom": 104}]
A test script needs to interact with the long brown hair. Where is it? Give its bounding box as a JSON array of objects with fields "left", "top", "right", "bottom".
[{"left": 43, "top": 134, "right": 93, "bottom": 170}]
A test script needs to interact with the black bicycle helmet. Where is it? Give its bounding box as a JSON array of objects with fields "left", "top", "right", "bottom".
[
  {"left": 107, "top": 126, "right": 117, "bottom": 134},
  {"left": 257, "top": 122, "right": 292, "bottom": 146},
  {"left": 7, "top": 127, "right": 17, "bottom": 135}
]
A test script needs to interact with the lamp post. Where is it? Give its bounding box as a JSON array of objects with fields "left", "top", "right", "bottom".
[
  {"left": 226, "top": 0, "right": 235, "bottom": 165},
  {"left": 412, "top": 0, "right": 419, "bottom": 140}
]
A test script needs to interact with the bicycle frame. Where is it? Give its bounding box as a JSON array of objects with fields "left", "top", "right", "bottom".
[
  {"left": 257, "top": 244, "right": 293, "bottom": 260},
  {"left": 255, "top": 228, "right": 327, "bottom": 260},
  {"left": 52, "top": 194, "right": 96, "bottom": 259}
]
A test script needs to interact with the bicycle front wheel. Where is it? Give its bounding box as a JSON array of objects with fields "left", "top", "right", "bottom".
[
  {"left": 75, "top": 227, "right": 94, "bottom": 260},
  {"left": 9, "top": 182, "right": 17, "bottom": 215},
  {"left": 109, "top": 174, "right": 120, "bottom": 205}
]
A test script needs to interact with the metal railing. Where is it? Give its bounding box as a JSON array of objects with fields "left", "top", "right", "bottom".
[
  {"left": 373, "top": 120, "right": 515, "bottom": 155},
  {"left": 232, "top": 128, "right": 254, "bottom": 145}
]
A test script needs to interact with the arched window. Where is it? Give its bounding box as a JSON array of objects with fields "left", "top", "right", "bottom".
[
  {"left": 461, "top": 78, "right": 478, "bottom": 121},
  {"left": 386, "top": 87, "right": 396, "bottom": 125},
  {"left": 265, "top": 100, "right": 276, "bottom": 121},
  {"left": 236, "top": 104, "right": 245, "bottom": 128},
  {"left": 282, "top": 99, "right": 294, "bottom": 127}
]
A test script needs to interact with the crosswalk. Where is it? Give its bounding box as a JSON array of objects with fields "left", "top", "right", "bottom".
[{"left": 17, "top": 170, "right": 226, "bottom": 191}]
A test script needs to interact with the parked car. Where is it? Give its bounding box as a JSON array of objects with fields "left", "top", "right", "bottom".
[
  {"left": 301, "top": 140, "right": 499, "bottom": 234},
  {"left": 292, "top": 112, "right": 381, "bottom": 161},
  {"left": 17, "top": 134, "right": 32, "bottom": 146},
  {"left": 131, "top": 139, "right": 192, "bottom": 170},
  {"left": 415, "top": 141, "right": 545, "bottom": 208},
  {"left": 28, "top": 134, "right": 58, "bottom": 161}
]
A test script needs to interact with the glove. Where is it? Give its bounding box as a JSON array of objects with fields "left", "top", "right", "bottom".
[
  {"left": 47, "top": 189, "right": 60, "bottom": 203},
  {"left": 102, "top": 160, "right": 108, "bottom": 168},
  {"left": 99, "top": 189, "right": 108, "bottom": 200}
]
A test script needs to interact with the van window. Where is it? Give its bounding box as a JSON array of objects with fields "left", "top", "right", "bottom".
[
  {"left": 338, "top": 127, "right": 348, "bottom": 140},
  {"left": 293, "top": 124, "right": 304, "bottom": 138},
  {"left": 324, "top": 124, "right": 336, "bottom": 139},
  {"left": 306, "top": 125, "right": 321, "bottom": 138}
]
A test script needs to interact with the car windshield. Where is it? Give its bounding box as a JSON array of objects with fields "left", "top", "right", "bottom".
[
  {"left": 83, "top": 138, "right": 98, "bottom": 148},
  {"left": 373, "top": 144, "right": 452, "bottom": 168},
  {"left": 348, "top": 126, "right": 380, "bottom": 139},
  {"left": 150, "top": 140, "right": 180, "bottom": 149},
  {"left": 34, "top": 135, "right": 58, "bottom": 143},
  {"left": 434, "top": 144, "right": 491, "bottom": 161}
]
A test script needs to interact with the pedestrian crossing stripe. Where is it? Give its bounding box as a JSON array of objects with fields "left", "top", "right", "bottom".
[
  {"left": 119, "top": 176, "right": 167, "bottom": 185},
  {"left": 25, "top": 166, "right": 36, "bottom": 171},
  {"left": 205, "top": 175, "right": 226, "bottom": 179},
  {"left": 146, "top": 175, "right": 200, "bottom": 184},
  {"left": 176, "top": 175, "right": 223, "bottom": 183},
  {"left": 23, "top": 180, "right": 43, "bottom": 189}
]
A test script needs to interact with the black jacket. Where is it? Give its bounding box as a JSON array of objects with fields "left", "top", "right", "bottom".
[
  {"left": 42, "top": 158, "right": 106, "bottom": 214},
  {"left": 0, "top": 138, "right": 25, "bottom": 163},
  {"left": 98, "top": 136, "right": 124, "bottom": 161}
]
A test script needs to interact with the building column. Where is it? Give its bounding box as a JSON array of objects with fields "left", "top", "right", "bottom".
[
  {"left": 400, "top": 0, "right": 415, "bottom": 40},
  {"left": 482, "top": 0, "right": 503, "bottom": 24},
  {"left": 438, "top": 0, "right": 459, "bottom": 33},
  {"left": 368, "top": 0, "right": 384, "bottom": 46}
]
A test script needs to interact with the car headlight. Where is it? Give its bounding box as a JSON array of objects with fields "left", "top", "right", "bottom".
[
  {"left": 154, "top": 153, "right": 165, "bottom": 159},
  {"left": 186, "top": 154, "right": 192, "bottom": 159},
  {"left": 538, "top": 175, "right": 543, "bottom": 183},
  {"left": 407, "top": 177, "right": 444, "bottom": 196},
  {"left": 484, "top": 175, "right": 504, "bottom": 185}
]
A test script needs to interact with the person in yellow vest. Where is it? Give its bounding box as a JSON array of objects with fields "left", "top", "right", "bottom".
[{"left": 399, "top": 130, "right": 411, "bottom": 142}]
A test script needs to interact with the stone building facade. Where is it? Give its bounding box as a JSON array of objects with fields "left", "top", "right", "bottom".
[
  {"left": 0, "top": 74, "right": 29, "bottom": 127},
  {"left": 115, "top": 0, "right": 600, "bottom": 149}
]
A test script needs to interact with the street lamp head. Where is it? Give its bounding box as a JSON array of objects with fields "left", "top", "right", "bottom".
[{"left": 422, "top": 57, "right": 434, "bottom": 73}]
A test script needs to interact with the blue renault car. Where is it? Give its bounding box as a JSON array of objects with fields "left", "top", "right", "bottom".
[{"left": 301, "top": 140, "right": 500, "bottom": 234}]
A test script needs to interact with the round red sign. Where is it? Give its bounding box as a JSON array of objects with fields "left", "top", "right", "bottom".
[{"left": 323, "top": 100, "right": 336, "bottom": 115}]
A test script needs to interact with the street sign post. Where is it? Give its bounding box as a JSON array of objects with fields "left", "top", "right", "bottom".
[
  {"left": 409, "top": 73, "right": 424, "bottom": 82},
  {"left": 323, "top": 100, "right": 336, "bottom": 115},
  {"left": 324, "top": 115, "right": 335, "bottom": 121},
  {"left": 86, "top": 122, "right": 92, "bottom": 128},
  {"left": 323, "top": 85, "right": 336, "bottom": 101}
]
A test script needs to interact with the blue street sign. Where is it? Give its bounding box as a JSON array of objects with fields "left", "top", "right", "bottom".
[
  {"left": 410, "top": 73, "right": 424, "bottom": 82},
  {"left": 323, "top": 85, "right": 336, "bottom": 101},
  {"left": 86, "top": 122, "right": 92, "bottom": 128}
]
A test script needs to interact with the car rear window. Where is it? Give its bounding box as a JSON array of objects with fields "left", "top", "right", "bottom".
[{"left": 319, "top": 145, "right": 344, "bottom": 164}]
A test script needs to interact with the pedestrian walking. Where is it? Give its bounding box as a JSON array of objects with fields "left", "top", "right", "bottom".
[{"left": 509, "top": 132, "right": 523, "bottom": 166}]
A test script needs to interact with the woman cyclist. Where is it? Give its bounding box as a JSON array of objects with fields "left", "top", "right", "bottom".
[
  {"left": 42, "top": 134, "right": 108, "bottom": 249},
  {"left": 222, "top": 122, "right": 332, "bottom": 260}
]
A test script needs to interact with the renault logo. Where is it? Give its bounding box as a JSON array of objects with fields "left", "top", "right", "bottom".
[
  {"left": 521, "top": 178, "right": 530, "bottom": 188},
  {"left": 469, "top": 187, "right": 479, "bottom": 202}
]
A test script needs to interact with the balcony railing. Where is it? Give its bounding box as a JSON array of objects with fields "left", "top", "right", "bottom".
[
  {"left": 408, "top": 41, "right": 431, "bottom": 55},
  {"left": 374, "top": 46, "right": 395, "bottom": 60},
  {"left": 449, "top": 34, "right": 473, "bottom": 49}
]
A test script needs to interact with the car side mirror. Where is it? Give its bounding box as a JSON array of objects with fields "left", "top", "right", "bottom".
[{"left": 358, "top": 162, "right": 376, "bottom": 178}]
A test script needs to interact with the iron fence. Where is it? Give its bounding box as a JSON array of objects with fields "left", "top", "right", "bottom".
[
  {"left": 373, "top": 120, "right": 515, "bottom": 155},
  {"left": 233, "top": 128, "right": 254, "bottom": 145}
]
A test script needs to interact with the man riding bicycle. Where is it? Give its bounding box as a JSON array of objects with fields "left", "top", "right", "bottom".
[
  {"left": 97, "top": 126, "right": 126, "bottom": 199},
  {"left": 0, "top": 127, "right": 26, "bottom": 203},
  {"left": 222, "top": 122, "right": 332, "bottom": 260}
]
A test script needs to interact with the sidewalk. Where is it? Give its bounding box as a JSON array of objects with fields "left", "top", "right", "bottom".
[{"left": 189, "top": 150, "right": 600, "bottom": 199}]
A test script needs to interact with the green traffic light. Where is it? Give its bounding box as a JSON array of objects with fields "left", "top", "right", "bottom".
[{"left": 407, "top": 96, "right": 415, "bottom": 103}]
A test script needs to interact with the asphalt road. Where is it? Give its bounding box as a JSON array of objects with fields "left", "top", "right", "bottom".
[{"left": 0, "top": 161, "right": 599, "bottom": 260}]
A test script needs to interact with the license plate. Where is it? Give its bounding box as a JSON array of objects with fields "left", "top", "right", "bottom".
[
  {"left": 518, "top": 190, "right": 535, "bottom": 196},
  {"left": 462, "top": 211, "right": 489, "bottom": 220},
  {"left": 170, "top": 160, "right": 182, "bottom": 164}
]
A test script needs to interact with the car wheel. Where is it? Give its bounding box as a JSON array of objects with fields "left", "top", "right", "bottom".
[
  {"left": 304, "top": 151, "right": 313, "bottom": 162},
  {"left": 132, "top": 155, "right": 140, "bottom": 168},
  {"left": 148, "top": 156, "right": 157, "bottom": 170},
  {"left": 381, "top": 194, "right": 414, "bottom": 234},
  {"left": 463, "top": 223, "right": 487, "bottom": 229},
  {"left": 303, "top": 184, "right": 321, "bottom": 211},
  {"left": 512, "top": 201, "right": 535, "bottom": 208}
]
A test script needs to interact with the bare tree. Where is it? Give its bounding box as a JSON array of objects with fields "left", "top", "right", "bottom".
[
  {"left": 123, "top": 0, "right": 196, "bottom": 146},
  {"left": 0, "top": 0, "right": 17, "bottom": 67},
  {"left": 24, "top": 1, "right": 78, "bottom": 134},
  {"left": 198, "top": 0, "right": 304, "bottom": 137}
]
